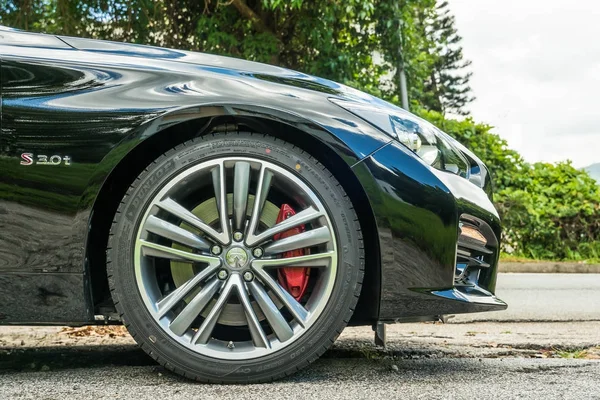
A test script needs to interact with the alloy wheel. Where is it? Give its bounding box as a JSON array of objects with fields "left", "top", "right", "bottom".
[{"left": 134, "top": 157, "right": 338, "bottom": 360}]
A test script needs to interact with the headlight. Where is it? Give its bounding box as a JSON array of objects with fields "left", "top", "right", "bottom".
[{"left": 330, "top": 98, "right": 470, "bottom": 178}]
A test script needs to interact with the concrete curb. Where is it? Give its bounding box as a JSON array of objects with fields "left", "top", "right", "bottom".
[{"left": 499, "top": 261, "right": 600, "bottom": 273}]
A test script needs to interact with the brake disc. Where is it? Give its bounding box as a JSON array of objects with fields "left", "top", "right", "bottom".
[{"left": 170, "top": 194, "right": 282, "bottom": 326}]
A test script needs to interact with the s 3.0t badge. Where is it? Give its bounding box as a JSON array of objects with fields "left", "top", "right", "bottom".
[{"left": 20, "top": 153, "right": 72, "bottom": 166}]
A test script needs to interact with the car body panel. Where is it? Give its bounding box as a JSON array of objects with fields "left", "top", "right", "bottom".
[
  {"left": 0, "top": 28, "right": 505, "bottom": 324},
  {"left": 352, "top": 141, "right": 504, "bottom": 321}
]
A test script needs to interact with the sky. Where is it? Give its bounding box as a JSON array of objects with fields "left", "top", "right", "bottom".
[{"left": 450, "top": 0, "right": 600, "bottom": 168}]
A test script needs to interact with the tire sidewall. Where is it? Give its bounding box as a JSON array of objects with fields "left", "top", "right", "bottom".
[{"left": 109, "top": 133, "right": 362, "bottom": 382}]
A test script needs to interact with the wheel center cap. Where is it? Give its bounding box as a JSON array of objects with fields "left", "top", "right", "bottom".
[{"left": 225, "top": 247, "right": 249, "bottom": 269}]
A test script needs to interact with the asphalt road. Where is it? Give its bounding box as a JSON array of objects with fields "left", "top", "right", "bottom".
[
  {"left": 454, "top": 273, "right": 600, "bottom": 322},
  {"left": 2, "top": 357, "right": 599, "bottom": 400},
  {"left": 1, "top": 273, "right": 599, "bottom": 399}
]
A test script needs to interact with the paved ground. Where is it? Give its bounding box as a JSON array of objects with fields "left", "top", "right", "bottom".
[
  {"left": 1, "top": 273, "right": 599, "bottom": 399},
  {"left": 2, "top": 356, "right": 599, "bottom": 400},
  {"left": 454, "top": 273, "right": 600, "bottom": 322}
]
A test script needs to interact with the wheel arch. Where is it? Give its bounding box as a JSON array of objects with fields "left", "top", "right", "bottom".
[{"left": 86, "top": 104, "right": 380, "bottom": 325}]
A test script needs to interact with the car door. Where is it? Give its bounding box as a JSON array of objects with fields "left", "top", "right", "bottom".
[{"left": 0, "top": 29, "right": 92, "bottom": 323}]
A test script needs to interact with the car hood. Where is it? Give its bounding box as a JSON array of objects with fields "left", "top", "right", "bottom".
[
  {"left": 58, "top": 35, "right": 486, "bottom": 182},
  {"left": 58, "top": 35, "right": 397, "bottom": 109}
]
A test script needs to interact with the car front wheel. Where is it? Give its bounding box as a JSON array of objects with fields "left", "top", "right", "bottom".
[{"left": 107, "top": 132, "right": 364, "bottom": 383}]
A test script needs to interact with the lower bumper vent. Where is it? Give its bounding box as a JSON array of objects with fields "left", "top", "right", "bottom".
[{"left": 455, "top": 215, "right": 497, "bottom": 290}]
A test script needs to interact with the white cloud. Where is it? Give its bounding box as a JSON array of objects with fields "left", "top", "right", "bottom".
[{"left": 450, "top": 0, "right": 600, "bottom": 167}]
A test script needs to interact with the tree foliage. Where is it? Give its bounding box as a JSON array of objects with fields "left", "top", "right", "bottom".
[
  {"left": 422, "top": 1, "right": 474, "bottom": 115},
  {"left": 495, "top": 163, "right": 600, "bottom": 261}
]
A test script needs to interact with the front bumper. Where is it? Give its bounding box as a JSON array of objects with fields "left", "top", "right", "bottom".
[{"left": 352, "top": 141, "right": 507, "bottom": 322}]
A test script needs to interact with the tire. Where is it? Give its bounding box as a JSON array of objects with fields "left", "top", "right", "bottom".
[{"left": 107, "top": 132, "right": 364, "bottom": 383}]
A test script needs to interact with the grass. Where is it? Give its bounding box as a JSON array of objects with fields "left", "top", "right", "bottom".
[
  {"left": 554, "top": 348, "right": 588, "bottom": 359},
  {"left": 359, "top": 346, "right": 384, "bottom": 360},
  {"left": 500, "top": 253, "right": 600, "bottom": 264},
  {"left": 464, "top": 331, "right": 486, "bottom": 337}
]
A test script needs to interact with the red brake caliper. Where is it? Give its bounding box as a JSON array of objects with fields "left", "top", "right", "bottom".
[{"left": 274, "top": 204, "right": 310, "bottom": 301}]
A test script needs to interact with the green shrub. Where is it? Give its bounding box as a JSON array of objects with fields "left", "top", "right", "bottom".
[{"left": 495, "top": 162, "right": 600, "bottom": 260}]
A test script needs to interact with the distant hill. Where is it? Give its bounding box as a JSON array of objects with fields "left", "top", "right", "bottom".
[{"left": 584, "top": 163, "right": 600, "bottom": 184}]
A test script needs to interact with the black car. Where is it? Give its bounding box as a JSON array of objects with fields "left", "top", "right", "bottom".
[{"left": 0, "top": 26, "right": 506, "bottom": 383}]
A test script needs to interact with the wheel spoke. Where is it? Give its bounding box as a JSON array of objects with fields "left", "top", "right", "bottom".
[
  {"left": 246, "top": 207, "right": 323, "bottom": 247},
  {"left": 245, "top": 166, "right": 273, "bottom": 245},
  {"left": 263, "top": 226, "right": 331, "bottom": 255},
  {"left": 139, "top": 240, "right": 221, "bottom": 265},
  {"left": 169, "top": 278, "right": 222, "bottom": 336},
  {"left": 233, "top": 162, "right": 251, "bottom": 232},
  {"left": 252, "top": 266, "right": 308, "bottom": 327},
  {"left": 156, "top": 198, "right": 229, "bottom": 245},
  {"left": 235, "top": 275, "right": 269, "bottom": 348},
  {"left": 144, "top": 215, "right": 211, "bottom": 251},
  {"left": 192, "top": 277, "right": 235, "bottom": 344},
  {"left": 211, "top": 162, "right": 231, "bottom": 243},
  {"left": 156, "top": 264, "right": 220, "bottom": 318},
  {"left": 253, "top": 251, "right": 334, "bottom": 269},
  {"left": 248, "top": 280, "right": 294, "bottom": 343}
]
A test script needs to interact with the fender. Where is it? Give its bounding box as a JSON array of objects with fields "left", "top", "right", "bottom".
[
  {"left": 80, "top": 101, "right": 392, "bottom": 213},
  {"left": 81, "top": 102, "right": 387, "bottom": 323}
]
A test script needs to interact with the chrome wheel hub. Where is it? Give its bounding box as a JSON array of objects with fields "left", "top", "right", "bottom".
[
  {"left": 134, "top": 157, "right": 338, "bottom": 360},
  {"left": 224, "top": 247, "right": 249, "bottom": 269}
]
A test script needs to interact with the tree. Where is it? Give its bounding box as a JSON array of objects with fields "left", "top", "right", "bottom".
[
  {"left": 0, "top": 0, "right": 47, "bottom": 31},
  {"left": 420, "top": 1, "right": 474, "bottom": 115},
  {"left": 369, "top": 1, "right": 473, "bottom": 115},
  {"left": 372, "top": 0, "right": 434, "bottom": 106}
]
